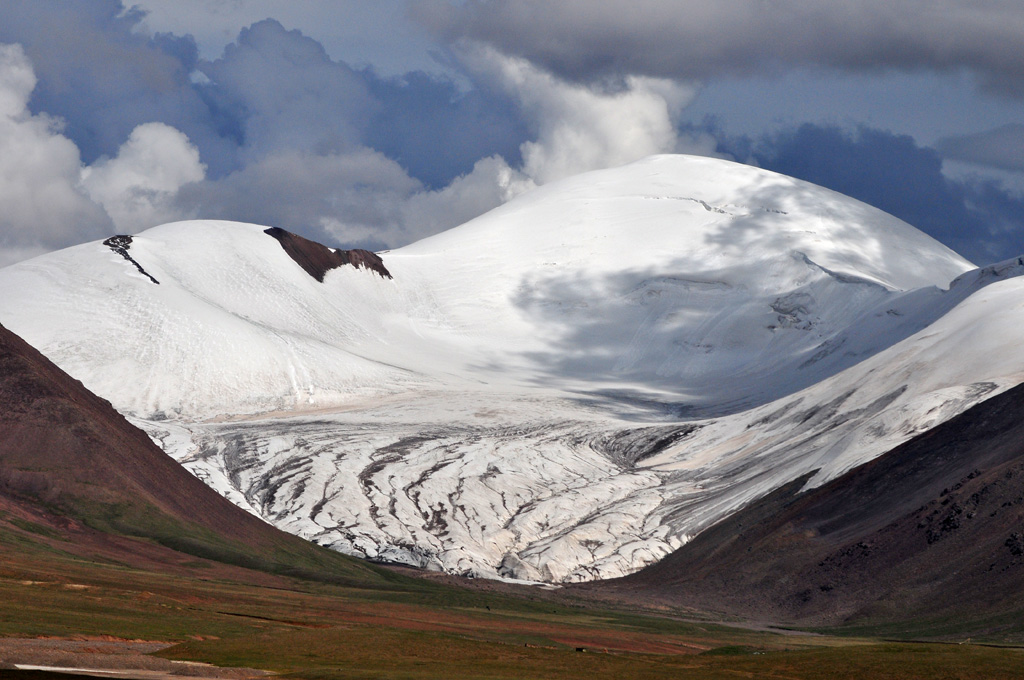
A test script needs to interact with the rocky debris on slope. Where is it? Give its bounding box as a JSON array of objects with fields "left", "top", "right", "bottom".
[
  {"left": 588, "top": 425, "right": 699, "bottom": 469},
  {"left": 102, "top": 235, "right": 159, "bottom": 284},
  {"left": 594, "top": 380, "right": 1024, "bottom": 631},
  {"left": 264, "top": 227, "right": 392, "bottom": 281}
]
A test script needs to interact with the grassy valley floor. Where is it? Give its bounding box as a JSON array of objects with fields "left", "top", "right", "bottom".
[{"left": 2, "top": 531, "right": 1024, "bottom": 680}]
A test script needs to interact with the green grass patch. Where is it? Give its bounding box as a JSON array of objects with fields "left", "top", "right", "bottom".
[
  {"left": 5, "top": 485, "right": 1024, "bottom": 679},
  {"left": 6, "top": 517, "right": 61, "bottom": 539}
]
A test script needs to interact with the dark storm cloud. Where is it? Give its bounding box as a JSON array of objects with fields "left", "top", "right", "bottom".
[
  {"left": 742, "top": 124, "right": 1024, "bottom": 264},
  {"left": 415, "top": 0, "right": 1024, "bottom": 96},
  {"left": 936, "top": 124, "right": 1024, "bottom": 172}
]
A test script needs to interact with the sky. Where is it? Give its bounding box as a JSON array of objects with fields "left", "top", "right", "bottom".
[{"left": 0, "top": 1, "right": 1022, "bottom": 268}]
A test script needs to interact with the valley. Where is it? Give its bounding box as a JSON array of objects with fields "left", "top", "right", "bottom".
[{"left": 3, "top": 156, "right": 1024, "bottom": 677}]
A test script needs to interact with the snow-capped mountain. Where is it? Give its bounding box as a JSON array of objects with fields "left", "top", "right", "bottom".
[{"left": 2, "top": 154, "right": 1022, "bottom": 582}]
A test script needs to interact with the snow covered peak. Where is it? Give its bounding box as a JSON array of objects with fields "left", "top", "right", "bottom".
[
  {"left": 0, "top": 220, "right": 412, "bottom": 419},
  {"left": 384, "top": 155, "right": 976, "bottom": 413},
  {"left": 401, "top": 155, "right": 972, "bottom": 292},
  {"left": 3, "top": 154, "right": 1024, "bottom": 584},
  {"left": 0, "top": 155, "right": 978, "bottom": 421}
]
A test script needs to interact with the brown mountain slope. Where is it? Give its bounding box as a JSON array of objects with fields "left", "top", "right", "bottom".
[
  {"left": 590, "top": 381, "right": 1024, "bottom": 637},
  {"left": 0, "top": 321, "right": 390, "bottom": 586}
]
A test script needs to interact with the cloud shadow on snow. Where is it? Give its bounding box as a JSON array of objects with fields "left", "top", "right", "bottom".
[{"left": 495, "top": 179, "right": 976, "bottom": 421}]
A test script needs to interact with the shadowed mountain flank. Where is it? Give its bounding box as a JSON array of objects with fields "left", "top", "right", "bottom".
[
  {"left": 0, "top": 322, "right": 388, "bottom": 585},
  {"left": 264, "top": 227, "right": 392, "bottom": 281},
  {"left": 592, "top": 381, "right": 1024, "bottom": 631}
]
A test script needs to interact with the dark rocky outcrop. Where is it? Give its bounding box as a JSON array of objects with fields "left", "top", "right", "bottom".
[
  {"left": 103, "top": 235, "right": 159, "bottom": 284},
  {"left": 264, "top": 227, "right": 392, "bottom": 281}
]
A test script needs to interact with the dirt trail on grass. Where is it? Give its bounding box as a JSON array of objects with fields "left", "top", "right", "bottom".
[{"left": 0, "top": 638, "right": 270, "bottom": 680}]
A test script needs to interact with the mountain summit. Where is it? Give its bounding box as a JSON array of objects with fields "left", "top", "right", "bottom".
[
  {"left": 1, "top": 154, "right": 1022, "bottom": 583},
  {"left": 0, "top": 155, "right": 972, "bottom": 419}
]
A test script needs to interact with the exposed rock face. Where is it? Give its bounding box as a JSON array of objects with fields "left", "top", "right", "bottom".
[
  {"left": 264, "top": 227, "right": 392, "bottom": 281},
  {"left": 593, "top": 381, "right": 1024, "bottom": 631}
]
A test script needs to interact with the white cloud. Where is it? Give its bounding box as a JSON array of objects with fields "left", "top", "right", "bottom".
[
  {"left": 0, "top": 42, "right": 35, "bottom": 118},
  {"left": 81, "top": 122, "right": 206, "bottom": 232},
  {"left": 397, "top": 154, "right": 532, "bottom": 239},
  {"left": 173, "top": 44, "right": 715, "bottom": 252},
  {"left": 458, "top": 43, "right": 700, "bottom": 186},
  {"left": 178, "top": 147, "right": 422, "bottom": 246},
  {"left": 0, "top": 33, "right": 718, "bottom": 265},
  {"left": 312, "top": 47, "right": 707, "bottom": 248},
  {"left": 199, "top": 19, "right": 378, "bottom": 161},
  {"left": 182, "top": 147, "right": 524, "bottom": 250},
  {"left": 134, "top": 0, "right": 438, "bottom": 75},
  {"left": 0, "top": 43, "right": 214, "bottom": 266},
  {"left": 349, "top": 44, "right": 720, "bottom": 244},
  {"left": 364, "top": 49, "right": 710, "bottom": 247},
  {"left": 0, "top": 44, "right": 112, "bottom": 261}
]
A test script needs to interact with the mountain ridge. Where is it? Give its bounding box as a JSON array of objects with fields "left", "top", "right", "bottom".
[
  {"left": 2, "top": 154, "right": 1023, "bottom": 584},
  {"left": 592, "top": 379, "right": 1024, "bottom": 635},
  {"left": 0, "top": 320, "right": 393, "bottom": 586}
]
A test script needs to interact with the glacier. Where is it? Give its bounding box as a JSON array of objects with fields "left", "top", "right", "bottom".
[{"left": 3, "top": 154, "right": 1024, "bottom": 582}]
